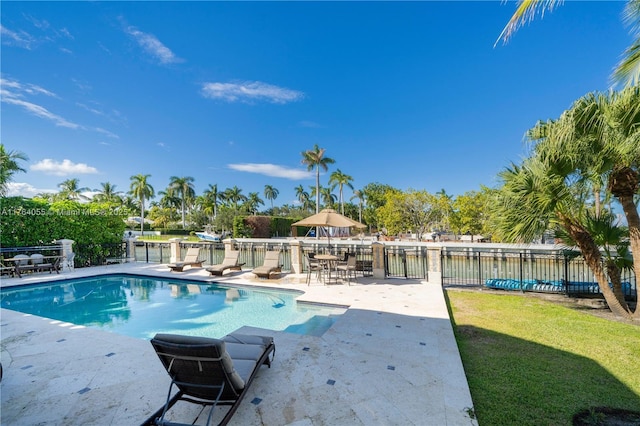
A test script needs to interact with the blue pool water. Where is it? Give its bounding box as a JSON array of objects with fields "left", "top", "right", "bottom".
[{"left": 0, "top": 274, "right": 345, "bottom": 339}]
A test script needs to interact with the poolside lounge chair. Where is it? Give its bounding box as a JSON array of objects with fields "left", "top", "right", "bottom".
[
  {"left": 144, "top": 331, "right": 275, "bottom": 426},
  {"left": 206, "top": 251, "right": 245, "bottom": 276},
  {"left": 168, "top": 247, "right": 204, "bottom": 272},
  {"left": 252, "top": 251, "right": 282, "bottom": 279}
]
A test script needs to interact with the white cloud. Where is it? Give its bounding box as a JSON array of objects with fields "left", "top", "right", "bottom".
[
  {"left": 1, "top": 95, "right": 80, "bottom": 128},
  {"left": 201, "top": 81, "right": 304, "bottom": 104},
  {"left": 1, "top": 77, "right": 80, "bottom": 129},
  {"left": 95, "top": 127, "right": 119, "bottom": 139},
  {"left": 228, "top": 163, "right": 313, "bottom": 180},
  {"left": 124, "top": 25, "right": 182, "bottom": 64},
  {"left": 30, "top": 159, "right": 99, "bottom": 176},
  {"left": 0, "top": 25, "right": 34, "bottom": 49},
  {"left": 6, "top": 182, "right": 56, "bottom": 198}
]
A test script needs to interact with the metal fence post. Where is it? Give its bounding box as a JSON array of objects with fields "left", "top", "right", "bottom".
[{"left": 519, "top": 253, "right": 524, "bottom": 292}]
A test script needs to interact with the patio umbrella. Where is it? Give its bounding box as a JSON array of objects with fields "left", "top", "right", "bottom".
[{"left": 292, "top": 209, "right": 366, "bottom": 252}]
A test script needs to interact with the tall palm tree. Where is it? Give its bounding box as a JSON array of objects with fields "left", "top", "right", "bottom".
[
  {"left": 58, "top": 178, "right": 90, "bottom": 200},
  {"left": 496, "top": 0, "right": 640, "bottom": 86},
  {"left": 264, "top": 184, "right": 279, "bottom": 210},
  {"left": 245, "top": 192, "right": 264, "bottom": 215},
  {"left": 329, "top": 169, "right": 354, "bottom": 215},
  {"left": 168, "top": 176, "right": 196, "bottom": 228},
  {"left": 0, "top": 144, "right": 28, "bottom": 197},
  {"left": 294, "top": 184, "right": 310, "bottom": 210},
  {"left": 350, "top": 189, "right": 366, "bottom": 223},
  {"left": 203, "top": 184, "right": 220, "bottom": 221},
  {"left": 301, "top": 144, "right": 335, "bottom": 213},
  {"left": 94, "top": 182, "right": 122, "bottom": 204},
  {"left": 129, "top": 174, "right": 155, "bottom": 236}
]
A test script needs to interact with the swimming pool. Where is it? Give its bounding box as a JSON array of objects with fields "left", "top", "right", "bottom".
[{"left": 0, "top": 274, "right": 346, "bottom": 339}]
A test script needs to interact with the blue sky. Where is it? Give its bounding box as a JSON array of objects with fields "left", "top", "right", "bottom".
[{"left": 1, "top": 1, "right": 632, "bottom": 208}]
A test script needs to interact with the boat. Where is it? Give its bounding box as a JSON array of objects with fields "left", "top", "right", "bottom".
[{"left": 195, "top": 231, "right": 223, "bottom": 242}]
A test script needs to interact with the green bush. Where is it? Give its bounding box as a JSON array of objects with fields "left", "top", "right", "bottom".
[{"left": 1, "top": 197, "right": 126, "bottom": 266}]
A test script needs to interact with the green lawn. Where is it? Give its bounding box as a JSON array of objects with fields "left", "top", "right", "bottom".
[
  {"left": 446, "top": 290, "right": 640, "bottom": 425},
  {"left": 136, "top": 234, "right": 200, "bottom": 242}
]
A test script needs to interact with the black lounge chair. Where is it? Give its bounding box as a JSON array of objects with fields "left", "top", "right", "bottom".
[{"left": 143, "top": 332, "right": 275, "bottom": 426}]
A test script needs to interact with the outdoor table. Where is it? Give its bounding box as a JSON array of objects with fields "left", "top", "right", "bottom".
[
  {"left": 3, "top": 255, "right": 62, "bottom": 278},
  {"left": 314, "top": 254, "right": 339, "bottom": 284}
]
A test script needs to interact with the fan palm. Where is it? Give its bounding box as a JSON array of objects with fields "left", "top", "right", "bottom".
[{"left": 496, "top": 87, "right": 640, "bottom": 318}]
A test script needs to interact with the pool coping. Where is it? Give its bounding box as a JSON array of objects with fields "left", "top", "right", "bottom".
[{"left": 1, "top": 262, "right": 478, "bottom": 425}]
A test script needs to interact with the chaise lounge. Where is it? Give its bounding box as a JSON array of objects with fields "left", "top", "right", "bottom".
[
  {"left": 206, "top": 250, "right": 245, "bottom": 276},
  {"left": 143, "top": 332, "right": 275, "bottom": 426},
  {"left": 252, "top": 251, "right": 282, "bottom": 279},
  {"left": 168, "top": 247, "right": 203, "bottom": 272}
]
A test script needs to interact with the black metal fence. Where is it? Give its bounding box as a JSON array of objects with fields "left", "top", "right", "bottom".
[
  {"left": 441, "top": 248, "right": 637, "bottom": 299},
  {"left": 384, "top": 246, "right": 427, "bottom": 279},
  {"left": 74, "top": 242, "right": 127, "bottom": 267}
]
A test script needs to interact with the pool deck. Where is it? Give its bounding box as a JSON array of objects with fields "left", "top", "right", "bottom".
[{"left": 0, "top": 263, "right": 477, "bottom": 425}]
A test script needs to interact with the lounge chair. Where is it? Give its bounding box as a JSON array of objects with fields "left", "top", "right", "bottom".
[
  {"left": 206, "top": 251, "right": 245, "bottom": 276},
  {"left": 143, "top": 332, "right": 275, "bottom": 426},
  {"left": 252, "top": 251, "right": 282, "bottom": 279},
  {"left": 168, "top": 247, "right": 204, "bottom": 272},
  {"left": 30, "top": 254, "right": 61, "bottom": 274}
]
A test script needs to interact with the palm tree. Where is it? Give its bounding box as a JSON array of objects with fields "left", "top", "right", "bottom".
[
  {"left": 350, "top": 189, "right": 366, "bottom": 223},
  {"left": 58, "top": 178, "right": 90, "bottom": 200},
  {"left": 224, "top": 186, "right": 246, "bottom": 211},
  {"left": 203, "top": 184, "right": 220, "bottom": 221},
  {"left": 168, "top": 176, "right": 196, "bottom": 228},
  {"left": 129, "top": 174, "right": 155, "bottom": 236},
  {"left": 496, "top": 0, "right": 640, "bottom": 86},
  {"left": 245, "top": 192, "right": 264, "bottom": 215},
  {"left": 0, "top": 144, "right": 28, "bottom": 197},
  {"left": 294, "top": 184, "right": 310, "bottom": 210},
  {"left": 539, "top": 87, "right": 640, "bottom": 317},
  {"left": 329, "top": 169, "right": 354, "bottom": 215},
  {"left": 94, "top": 182, "right": 122, "bottom": 204},
  {"left": 495, "top": 87, "right": 640, "bottom": 319},
  {"left": 320, "top": 187, "right": 337, "bottom": 209},
  {"left": 301, "top": 144, "right": 335, "bottom": 213},
  {"left": 264, "top": 185, "right": 279, "bottom": 211}
]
